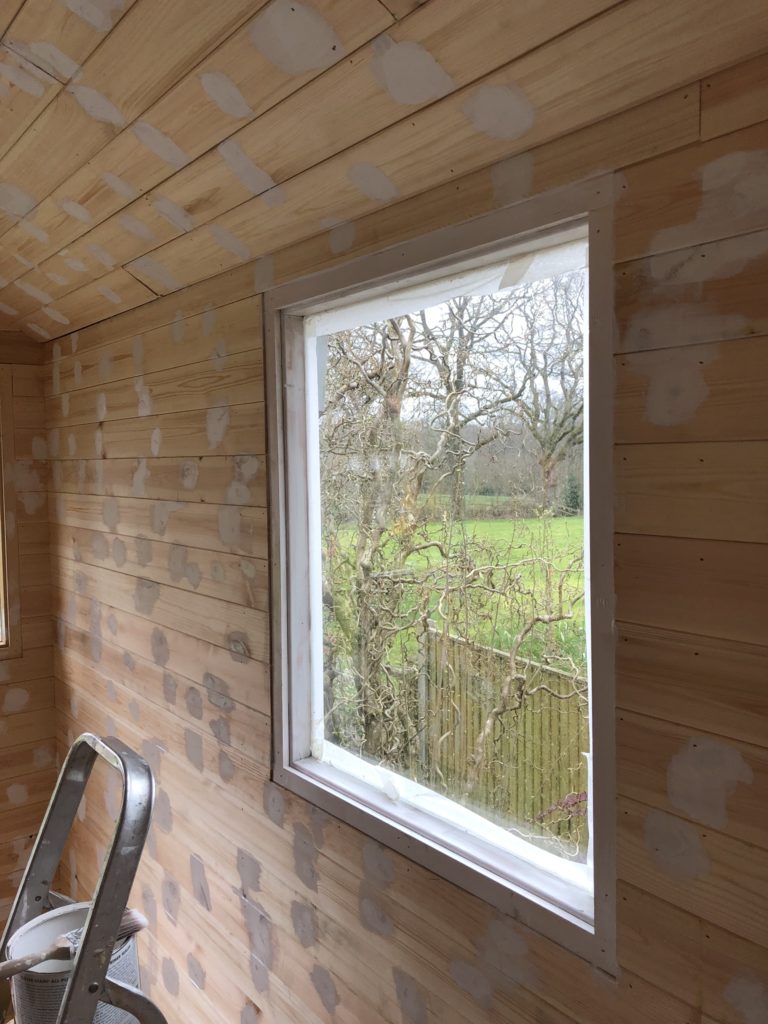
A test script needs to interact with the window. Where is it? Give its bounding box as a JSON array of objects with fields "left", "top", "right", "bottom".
[
  {"left": 0, "top": 374, "right": 22, "bottom": 659},
  {"left": 268, "top": 190, "right": 614, "bottom": 966}
]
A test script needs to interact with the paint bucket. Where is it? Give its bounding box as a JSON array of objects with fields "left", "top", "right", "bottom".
[{"left": 7, "top": 901, "right": 140, "bottom": 1024}]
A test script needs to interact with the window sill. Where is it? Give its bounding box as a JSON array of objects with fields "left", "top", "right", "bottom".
[{"left": 279, "top": 745, "right": 603, "bottom": 963}]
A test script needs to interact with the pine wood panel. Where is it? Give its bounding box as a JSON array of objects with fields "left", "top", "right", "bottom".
[
  {"left": 51, "top": 492, "right": 267, "bottom": 557},
  {"left": 618, "top": 710, "right": 768, "bottom": 849},
  {"left": 614, "top": 335, "right": 768, "bottom": 444},
  {"left": 0, "top": 42, "right": 59, "bottom": 160},
  {"left": 0, "top": 0, "right": 392, "bottom": 293},
  {"left": 0, "top": 0, "right": 276, "bottom": 241},
  {"left": 617, "top": 622, "right": 768, "bottom": 755},
  {"left": 6, "top": 0, "right": 620, "bottom": 321},
  {"left": 50, "top": 455, "right": 266, "bottom": 507},
  {"left": 615, "top": 119, "right": 768, "bottom": 262},
  {"left": 615, "top": 441, "right": 768, "bottom": 543},
  {"left": 616, "top": 228, "right": 768, "bottom": 353},
  {"left": 701, "top": 52, "right": 768, "bottom": 139},
  {"left": 618, "top": 882, "right": 768, "bottom": 1024},
  {"left": 618, "top": 797, "right": 768, "bottom": 948},
  {"left": 55, "top": 597, "right": 269, "bottom": 715},
  {"left": 50, "top": 524, "right": 268, "bottom": 610},
  {"left": 3, "top": 0, "right": 138, "bottom": 82},
  {"left": 125, "top": 0, "right": 768, "bottom": 295},
  {"left": 615, "top": 533, "right": 768, "bottom": 645}
]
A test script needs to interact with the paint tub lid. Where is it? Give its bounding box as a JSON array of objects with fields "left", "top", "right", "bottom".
[{"left": 8, "top": 902, "right": 95, "bottom": 975}]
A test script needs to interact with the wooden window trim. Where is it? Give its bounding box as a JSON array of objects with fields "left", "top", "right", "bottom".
[
  {"left": 265, "top": 178, "right": 616, "bottom": 971},
  {"left": 0, "top": 374, "right": 22, "bottom": 660}
]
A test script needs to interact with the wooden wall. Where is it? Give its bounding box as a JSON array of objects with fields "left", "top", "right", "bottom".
[
  {"left": 44, "top": 48, "right": 768, "bottom": 1024},
  {"left": 0, "top": 346, "right": 54, "bottom": 923}
]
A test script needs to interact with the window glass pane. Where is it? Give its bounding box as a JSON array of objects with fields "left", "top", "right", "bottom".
[{"left": 314, "top": 261, "right": 588, "bottom": 863}]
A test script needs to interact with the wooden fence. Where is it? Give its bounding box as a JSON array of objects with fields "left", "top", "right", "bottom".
[{"left": 412, "top": 625, "right": 589, "bottom": 853}]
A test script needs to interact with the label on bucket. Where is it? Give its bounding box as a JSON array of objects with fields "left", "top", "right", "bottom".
[{"left": 8, "top": 903, "right": 141, "bottom": 1024}]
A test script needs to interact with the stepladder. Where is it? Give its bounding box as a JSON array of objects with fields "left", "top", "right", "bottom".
[{"left": 1, "top": 733, "right": 169, "bottom": 1024}]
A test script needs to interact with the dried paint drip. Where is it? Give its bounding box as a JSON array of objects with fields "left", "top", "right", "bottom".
[{"left": 250, "top": 0, "right": 343, "bottom": 75}]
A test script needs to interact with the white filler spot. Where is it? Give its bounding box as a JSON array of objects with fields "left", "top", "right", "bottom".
[
  {"left": 463, "top": 83, "right": 535, "bottom": 141},
  {"left": 667, "top": 736, "right": 753, "bottom": 828},
  {"left": 347, "top": 163, "right": 399, "bottom": 203},
  {"left": 370, "top": 35, "right": 454, "bottom": 106},
  {"left": 200, "top": 71, "right": 253, "bottom": 119},
  {"left": 250, "top": 0, "right": 344, "bottom": 76}
]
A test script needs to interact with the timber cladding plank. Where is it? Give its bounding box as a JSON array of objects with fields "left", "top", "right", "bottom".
[
  {"left": 617, "top": 709, "right": 768, "bottom": 851},
  {"left": 120, "top": 0, "right": 767, "bottom": 295},
  {"left": 50, "top": 523, "right": 268, "bottom": 610},
  {"left": 48, "top": 295, "right": 261, "bottom": 395},
  {"left": 614, "top": 119, "right": 768, "bottom": 262},
  {"left": 0, "top": 0, "right": 617, "bottom": 322},
  {"left": 614, "top": 335, "right": 768, "bottom": 445},
  {"left": 617, "top": 881, "right": 768, "bottom": 1024},
  {"left": 618, "top": 797, "right": 768, "bottom": 948},
  {"left": 615, "top": 228, "right": 768, "bottom": 353},
  {"left": 55, "top": 556, "right": 267, "bottom": 659},
  {"left": 2, "top": 0, "right": 138, "bottom": 82},
  {"left": 616, "top": 621, "right": 768, "bottom": 775},
  {"left": 54, "top": 595, "right": 269, "bottom": 714},
  {"left": 53, "top": 400, "right": 264, "bottom": 460},
  {"left": 615, "top": 441, "right": 768, "bottom": 543},
  {"left": 0, "top": 42, "right": 60, "bottom": 161},
  {"left": 50, "top": 455, "right": 267, "bottom": 507},
  {"left": 702, "top": 52, "right": 768, "bottom": 140},
  {"left": 0, "top": 0, "right": 392, "bottom": 288},
  {"left": 268, "top": 87, "right": 698, "bottom": 292},
  {"left": 45, "top": 289, "right": 260, "bottom": 381},
  {"left": 0, "top": 0, "right": 281, "bottom": 242},
  {"left": 47, "top": 350, "right": 262, "bottom": 428},
  {"left": 50, "top": 491, "right": 267, "bottom": 557},
  {"left": 614, "top": 533, "right": 768, "bottom": 646}
]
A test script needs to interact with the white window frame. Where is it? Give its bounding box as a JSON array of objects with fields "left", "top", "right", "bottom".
[{"left": 265, "top": 179, "right": 616, "bottom": 970}]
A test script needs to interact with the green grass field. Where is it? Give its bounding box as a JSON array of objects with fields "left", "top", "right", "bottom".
[{"left": 330, "top": 513, "right": 586, "bottom": 671}]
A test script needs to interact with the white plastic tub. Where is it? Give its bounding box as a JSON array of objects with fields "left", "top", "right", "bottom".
[{"left": 7, "top": 902, "right": 140, "bottom": 1024}]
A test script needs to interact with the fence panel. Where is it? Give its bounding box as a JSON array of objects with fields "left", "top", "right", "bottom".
[{"left": 416, "top": 626, "right": 589, "bottom": 855}]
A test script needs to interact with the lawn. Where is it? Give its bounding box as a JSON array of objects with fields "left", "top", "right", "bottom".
[{"left": 330, "top": 513, "right": 586, "bottom": 672}]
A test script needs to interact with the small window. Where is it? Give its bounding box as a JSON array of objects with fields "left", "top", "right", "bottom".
[
  {"left": 269, "top": 204, "right": 614, "bottom": 965},
  {"left": 0, "top": 375, "right": 22, "bottom": 658}
]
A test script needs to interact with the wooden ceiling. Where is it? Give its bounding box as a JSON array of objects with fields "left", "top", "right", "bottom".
[{"left": 0, "top": 0, "right": 766, "bottom": 342}]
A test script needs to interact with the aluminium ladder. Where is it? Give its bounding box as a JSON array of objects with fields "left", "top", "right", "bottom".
[{"left": 1, "top": 732, "right": 168, "bottom": 1024}]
